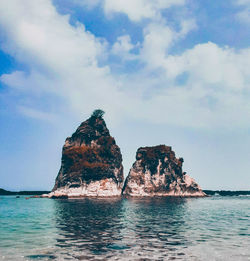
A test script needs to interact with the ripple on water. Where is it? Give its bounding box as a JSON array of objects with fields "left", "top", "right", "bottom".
[
  {"left": 26, "top": 254, "right": 57, "bottom": 260},
  {"left": 0, "top": 196, "right": 250, "bottom": 260}
]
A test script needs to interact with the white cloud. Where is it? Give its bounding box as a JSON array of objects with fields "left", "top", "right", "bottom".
[
  {"left": 139, "top": 19, "right": 197, "bottom": 70},
  {"left": 127, "top": 41, "right": 250, "bottom": 128},
  {"left": 104, "top": 0, "right": 185, "bottom": 21},
  {"left": 140, "top": 23, "right": 174, "bottom": 68},
  {"left": 237, "top": 0, "right": 250, "bottom": 4},
  {"left": 0, "top": 0, "right": 250, "bottom": 131},
  {"left": 235, "top": 0, "right": 250, "bottom": 24},
  {"left": 0, "top": 0, "right": 106, "bottom": 74},
  {"left": 0, "top": 0, "right": 126, "bottom": 120},
  {"left": 179, "top": 19, "right": 197, "bottom": 37},
  {"left": 237, "top": 9, "right": 250, "bottom": 24},
  {"left": 1, "top": 70, "right": 54, "bottom": 94},
  {"left": 112, "top": 35, "right": 135, "bottom": 57},
  {"left": 115, "top": 29, "right": 250, "bottom": 128},
  {"left": 65, "top": 0, "right": 186, "bottom": 22},
  {"left": 18, "top": 105, "right": 58, "bottom": 121},
  {"left": 71, "top": 0, "right": 102, "bottom": 9},
  {"left": 164, "top": 43, "right": 249, "bottom": 89}
]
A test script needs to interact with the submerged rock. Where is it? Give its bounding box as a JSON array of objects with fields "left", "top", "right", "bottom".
[
  {"left": 48, "top": 111, "right": 124, "bottom": 198},
  {"left": 123, "top": 145, "right": 206, "bottom": 197}
]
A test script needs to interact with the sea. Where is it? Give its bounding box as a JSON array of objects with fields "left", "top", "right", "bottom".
[{"left": 0, "top": 195, "right": 249, "bottom": 261}]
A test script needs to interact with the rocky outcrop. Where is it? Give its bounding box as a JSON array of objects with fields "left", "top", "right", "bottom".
[
  {"left": 47, "top": 112, "right": 124, "bottom": 197},
  {"left": 122, "top": 145, "right": 206, "bottom": 197}
]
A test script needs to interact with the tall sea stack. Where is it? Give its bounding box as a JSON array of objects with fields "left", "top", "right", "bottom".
[
  {"left": 49, "top": 110, "right": 124, "bottom": 197},
  {"left": 123, "top": 145, "right": 206, "bottom": 197}
]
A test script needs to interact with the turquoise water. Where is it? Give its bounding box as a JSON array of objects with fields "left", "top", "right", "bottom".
[{"left": 0, "top": 196, "right": 250, "bottom": 260}]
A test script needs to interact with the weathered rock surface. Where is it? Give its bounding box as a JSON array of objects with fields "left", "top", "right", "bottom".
[
  {"left": 123, "top": 145, "right": 206, "bottom": 197},
  {"left": 47, "top": 113, "right": 124, "bottom": 197}
]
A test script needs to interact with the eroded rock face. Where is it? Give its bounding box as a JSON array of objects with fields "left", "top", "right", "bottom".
[
  {"left": 48, "top": 115, "right": 124, "bottom": 197},
  {"left": 123, "top": 145, "right": 206, "bottom": 197}
]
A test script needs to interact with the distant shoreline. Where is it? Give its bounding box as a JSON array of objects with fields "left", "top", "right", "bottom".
[
  {"left": 0, "top": 188, "right": 50, "bottom": 196},
  {"left": 1, "top": 188, "right": 250, "bottom": 196},
  {"left": 203, "top": 190, "right": 250, "bottom": 196}
]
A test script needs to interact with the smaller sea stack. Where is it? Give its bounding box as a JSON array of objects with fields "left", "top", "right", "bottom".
[
  {"left": 123, "top": 145, "right": 206, "bottom": 197},
  {"left": 47, "top": 110, "right": 124, "bottom": 198}
]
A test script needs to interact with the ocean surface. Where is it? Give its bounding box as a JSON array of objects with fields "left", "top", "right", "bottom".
[{"left": 0, "top": 196, "right": 249, "bottom": 261}]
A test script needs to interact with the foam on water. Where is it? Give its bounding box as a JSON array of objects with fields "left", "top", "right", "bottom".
[{"left": 0, "top": 196, "right": 249, "bottom": 260}]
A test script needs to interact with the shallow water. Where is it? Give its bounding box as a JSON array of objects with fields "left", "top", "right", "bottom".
[{"left": 0, "top": 196, "right": 250, "bottom": 260}]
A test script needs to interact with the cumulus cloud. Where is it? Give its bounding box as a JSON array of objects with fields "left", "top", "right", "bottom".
[
  {"left": 65, "top": 0, "right": 186, "bottom": 22},
  {"left": 0, "top": 0, "right": 106, "bottom": 73},
  {"left": 0, "top": 0, "right": 250, "bottom": 130},
  {"left": 123, "top": 39, "right": 250, "bottom": 128},
  {"left": 111, "top": 35, "right": 136, "bottom": 58},
  {"left": 140, "top": 23, "right": 174, "bottom": 68},
  {"left": 104, "top": 0, "right": 185, "bottom": 21},
  {"left": 164, "top": 43, "right": 249, "bottom": 88},
  {"left": 0, "top": 0, "right": 125, "bottom": 120},
  {"left": 138, "top": 19, "right": 197, "bottom": 70}
]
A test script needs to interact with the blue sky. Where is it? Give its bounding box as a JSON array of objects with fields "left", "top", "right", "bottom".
[{"left": 0, "top": 0, "right": 249, "bottom": 191}]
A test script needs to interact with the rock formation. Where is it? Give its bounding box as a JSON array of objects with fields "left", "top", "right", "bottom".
[
  {"left": 47, "top": 110, "right": 124, "bottom": 198},
  {"left": 122, "top": 145, "right": 206, "bottom": 197}
]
